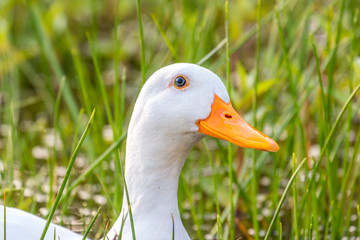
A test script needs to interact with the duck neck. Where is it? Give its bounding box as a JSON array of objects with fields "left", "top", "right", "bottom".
[
  {"left": 110, "top": 123, "right": 201, "bottom": 239},
  {"left": 124, "top": 132, "right": 190, "bottom": 216}
]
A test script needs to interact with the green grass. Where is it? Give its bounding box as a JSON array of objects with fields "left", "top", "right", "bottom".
[
  {"left": 264, "top": 157, "right": 307, "bottom": 240},
  {"left": 1, "top": 0, "right": 360, "bottom": 239},
  {"left": 83, "top": 206, "right": 102, "bottom": 240},
  {"left": 40, "top": 109, "right": 95, "bottom": 239},
  {"left": 3, "top": 192, "right": 6, "bottom": 240}
]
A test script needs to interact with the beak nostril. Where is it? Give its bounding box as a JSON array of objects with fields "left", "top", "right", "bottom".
[{"left": 224, "top": 113, "right": 232, "bottom": 119}]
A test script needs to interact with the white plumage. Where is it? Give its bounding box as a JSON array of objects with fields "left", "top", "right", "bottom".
[
  {"left": 0, "top": 206, "right": 86, "bottom": 239},
  {"left": 1, "top": 63, "right": 278, "bottom": 240}
]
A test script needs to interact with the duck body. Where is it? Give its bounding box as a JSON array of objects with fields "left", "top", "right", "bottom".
[
  {"left": 0, "top": 206, "right": 86, "bottom": 240},
  {"left": 0, "top": 63, "right": 278, "bottom": 240}
]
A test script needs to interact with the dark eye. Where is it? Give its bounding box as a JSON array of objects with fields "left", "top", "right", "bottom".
[{"left": 174, "top": 76, "right": 188, "bottom": 89}]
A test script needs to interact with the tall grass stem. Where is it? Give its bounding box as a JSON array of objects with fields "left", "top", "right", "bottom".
[
  {"left": 40, "top": 109, "right": 96, "bottom": 240},
  {"left": 136, "top": 0, "right": 146, "bottom": 86},
  {"left": 82, "top": 206, "right": 102, "bottom": 240},
  {"left": 264, "top": 157, "right": 307, "bottom": 240}
]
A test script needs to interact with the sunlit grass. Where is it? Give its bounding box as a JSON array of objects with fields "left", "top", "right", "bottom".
[{"left": 0, "top": 0, "right": 360, "bottom": 239}]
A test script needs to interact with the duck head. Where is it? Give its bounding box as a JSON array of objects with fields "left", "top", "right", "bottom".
[
  {"left": 111, "top": 63, "right": 279, "bottom": 240},
  {"left": 128, "top": 63, "right": 279, "bottom": 152}
]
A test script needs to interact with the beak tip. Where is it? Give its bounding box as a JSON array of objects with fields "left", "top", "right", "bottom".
[{"left": 268, "top": 139, "right": 280, "bottom": 152}]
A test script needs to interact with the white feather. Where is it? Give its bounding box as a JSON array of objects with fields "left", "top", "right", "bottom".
[
  {"left": 0, "top": 63, "right": 230, "bottom": 240},
  {"left": 0, "top": 206, "right": 86, "bottom": 240}
]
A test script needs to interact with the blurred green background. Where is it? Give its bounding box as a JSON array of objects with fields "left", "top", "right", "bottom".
[{"left": 1, "top": 0, "right": 360, "bottom": 239}]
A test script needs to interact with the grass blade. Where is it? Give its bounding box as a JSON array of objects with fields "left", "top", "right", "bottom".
[
  {"left": 118, "top": 213, "right": 128, "bottom": 240},
  {"left": 40, "top": 109, "right": 96, "bottom": 240},
  {"left": 325, "top": 0, "right": 346, "bottom": 124},
  {"left": 323, "top": 201, "right": 334, "bottom": 240},
  {"left": 203, "top": 139, "right": 223, "bottom": 239},
  {"left": 136, "top": 0, "right": 146, "bottom": 86},
  {"left": 279, "top": 222, "right": 282, "bottom": 240},
  {"left": 95, "top": 174, "right": 116, "bottom": 214},
  {"left": 308, "top": 215, "right": 313, "bottom": 240},
  {"left": 275, "top": 6, "right": 307, "bottom": 155},
  {"left": 3, "top": 192, "right": 6, "bottom": 240},
  {"left": 27, "top": 2, "right": 78, "bottom": 121},
  {"left": 197, "top": 39, "right": 226, "bottom": 66},
  {"left": 310, "top": 35, "right": 328, "bottom": 133},
  {"left": 357, "top": 204, "right": 360, "bottom": 237},
  {"left": 119, "top": 150, "right": 136, "bottom": 240},
  {"left": 87, "top": 33, "right": 114, "bottom": 128},
  {"left": 102, "top": 221, "right": 110, "bottom": 240},
  {"left": 264, "top": 157, "right": 307, "bottom": 240},
  {"left": 70, "top": 45, "right": 92, "bottom": 115},
  {"left": 151, "top": 14, "right": 179, "bottom": 62},
  {"left": 64, "top": 132, "right": 127, "bottom": 198},
  {"left": 48, "top": 77, "right": 66, "bottom": 208},
  {"left": 250, "top": 1, "right": 262, "bottom": 239},
  {"left": 180, "top": 175, "right": 204, "bottom": 240},
  {"left": 292, "top": 153, "right": 299, "bottom": 239},
  {"left": 82, "top": 206, "right": 102, "bottom": 240},
  {"left": 224, "top": 1, "right": 235, "bottom": 239}
]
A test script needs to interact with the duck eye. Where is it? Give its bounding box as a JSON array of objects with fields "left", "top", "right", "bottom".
[{"left": 174, "top": 76, "right": 188, "bottom": 89}]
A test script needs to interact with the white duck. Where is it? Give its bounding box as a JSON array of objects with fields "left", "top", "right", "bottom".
[{"left": 0, "top": 63, "right": 278, "bottom": 240}]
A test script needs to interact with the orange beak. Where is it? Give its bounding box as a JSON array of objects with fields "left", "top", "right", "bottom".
[{"left": 197, "top": 94, "right": 279, "bottom": 152}]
